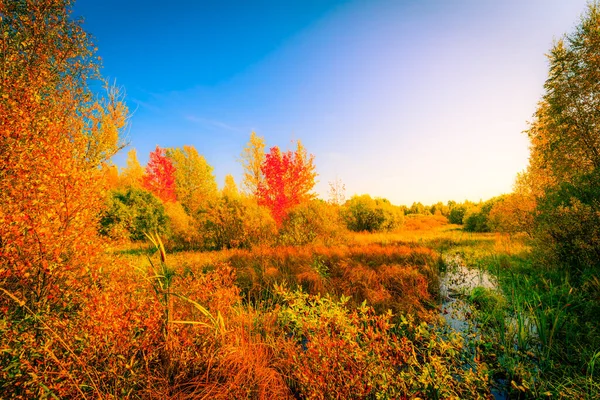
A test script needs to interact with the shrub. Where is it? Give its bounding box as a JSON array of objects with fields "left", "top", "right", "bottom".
[
  {"left": 100, "top": 187, "right": 169, "bottom": 240},
  {"left": 276, "top": 287, "right": 490, "bottom": 399},
  {"left": 342, "top": 194, "right": 404, "bottom": 232},
  {"left": 164, "top": 201, "right": 201, "bottom": 249},
  {"left": 448, "top": 205, "right": 467, "bottom": 224},
  {"left": 487, "top": 193, "right": 535, "bottom": 234},
  {"left": 200, "top": 196, "right": 276, "bottom": 250},
  {"left": 534, "top": 169, "right": 600, "bottom": 278},
  {"left": 463, "top": 197, "right": 504, "bottom": 232},
  {"left": 278, "top": 200, "right": 345, "bottom": 246}
]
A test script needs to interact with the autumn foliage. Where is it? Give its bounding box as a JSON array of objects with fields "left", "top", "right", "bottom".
[
  {"left": 0, "top": 0, "right": 127, "bottom": 312},
  {"left": 143, "top": 145, "right": 177, "bottom": 203},
  {"left": 257, "top": 141, "right": 317, "bottom": 224},
  {"left": 7, "top": 0, "right": 600, "bottom": 398}
]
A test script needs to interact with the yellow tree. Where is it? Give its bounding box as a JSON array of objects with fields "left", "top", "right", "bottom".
[
  {"left": 222, "top": 174, "right": 239, "bottom": 198},
  {"left": 119, "top": 148, "right": 145, "bottom": 188},
  {"left": 167, "top": 145, "right": 217, "bottom": 214},
  {"left": 240, "top": 131, "right": 265, "bottom": 196}
]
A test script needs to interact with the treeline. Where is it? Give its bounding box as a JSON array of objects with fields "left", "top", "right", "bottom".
[
  {"left": 99, "top": 138, "right": 533, "bottom": 250},
  {"left": 98, "top": 138, "right": 405, "bottom": 249}
]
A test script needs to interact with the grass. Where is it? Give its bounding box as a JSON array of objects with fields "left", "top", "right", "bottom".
[
  {"left": 448, "top": 234, "right": 600, "bottom": 398},
  {"left": 4, "top": 217, "right": 599, "bottom": 398},
  {"left": 355, "top": 223, "right": 600, "bottom": 398}
]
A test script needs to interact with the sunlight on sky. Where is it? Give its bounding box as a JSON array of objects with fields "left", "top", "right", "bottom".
[{"left": 75, "top": 0, "right": 588, "bottom": 205}]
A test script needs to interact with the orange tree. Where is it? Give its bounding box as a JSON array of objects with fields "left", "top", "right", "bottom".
[
  {"left": 0, "top": 0, "right": 128, "bottom": 395},
  {"left": 257, "top": 140, "right": 317, "bottom": 225},
  {"left": 0, "top": 0, "right": 128, "bottom": 317}
]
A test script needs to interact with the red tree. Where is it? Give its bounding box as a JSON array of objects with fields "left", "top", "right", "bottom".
[
  {"left": 143, "top": 146, "right": 177, "bottom": 202},
  {"left": 257, "top": 141, "right": 317, "bottom": 224}
]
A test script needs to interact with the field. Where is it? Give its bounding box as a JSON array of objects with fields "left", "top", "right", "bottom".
[{"left": 3, "top": 215, "right": 597, "bottom": 398}]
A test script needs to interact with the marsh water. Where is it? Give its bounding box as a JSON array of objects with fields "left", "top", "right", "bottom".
[{"left": 439, "top": 254, "right": 509, "bottom": 399}]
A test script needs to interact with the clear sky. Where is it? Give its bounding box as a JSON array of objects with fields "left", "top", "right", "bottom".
[{"left": 74, "top": 0, "right": 588, "bottom": 205}]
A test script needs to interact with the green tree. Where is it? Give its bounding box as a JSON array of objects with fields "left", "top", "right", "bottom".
[
  {"left": 542, "top": 3, "right": 600, "bottom": 178},
  {"left": 524, "top": 2, "right": 600, "bottom": 277},
  {"left": 100, "top": 187, "right": 169, "bottom": 241}
]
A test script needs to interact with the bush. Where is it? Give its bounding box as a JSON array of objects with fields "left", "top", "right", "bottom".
[
  {"left": 200, "top": 196, "right": 276, "bottom": 250},
  {"left": 278, "top": 200, "right": 345, "bottom": 246},
  {"left": 164, "top": 201, "right": 201, "bottom": 249},
  {"left": 487, "top": 193, "right": 535, "bottom": 234},
  {"left": 448, "top": 205, "right": 467, "bottom": 224},
  {"left": 100, "top": 187, "right": 169, "bottom": 240},
  {"left": 342, "top": 195, "right": 404, "bottom": 232},
  {"left": 534, "top": 169, "right": 600, "bottom": 278},
  {"left": 276, "top": 287, "right": 490, "bottom": 399},
  {"left": 463, "top": 197, "right": 504, "bottom": 233},
  {"left": 463, "top": 206, "right": 488, "bottom": 232}
]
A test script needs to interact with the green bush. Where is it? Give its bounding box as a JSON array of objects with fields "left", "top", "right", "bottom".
[
  {"left": 534, "top": 169, "right": 600, "bottom": 278},
  {"left": 448, "top": 205, "right": 467, "bottom": 224},
  {"left": 342, "top": 194, "right": 404, "bottom": 232},
  {"left": 463, "top": 197, "right": 504, "bottom": 232},
  {"left": 100, "top": 187, "right": 168, "bottom": 240}
]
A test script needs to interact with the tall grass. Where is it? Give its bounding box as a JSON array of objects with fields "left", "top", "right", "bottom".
[{"left": 455, "top": 233, "right": 600, "bottom": 398}]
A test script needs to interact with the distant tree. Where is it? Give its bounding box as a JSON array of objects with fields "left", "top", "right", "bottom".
[
  {"left": 430, "top": 201, "right": 449, "bottom": 216},
  {"left": 222, "top": 174, "right": 240, "bottom": 198},
  {"left": 166, "top": 145, "right": 217, "bottom": 213},
  {"left": 240, "top": 131, "right": 266, "bottom": 196},
  {"left": 257, "top": 141, "right": 317, "bottom": 224},
  {"left": 463, "top": 197, "right": 504, "bottom": 233},
  {"left": 448, "top": 205, "right": 467, "bottom": 224},
  {"left": 143, "top": 146, "right": 177, "bottom": 202},
  {"left": 408, "top": 202, "right": 428, "bottom": 215},
  {"left": 342, "top": 195, "right": 404, "bottom": 232},
  {"left": 328, "top": 177, "right": 346, "bottom": 205},
  {"left": 120, "top": 148, "right": 145, "bottom": 188}
]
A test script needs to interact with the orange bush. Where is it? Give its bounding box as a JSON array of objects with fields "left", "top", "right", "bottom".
[{"left": 403, "top": 214, "right": 449, "bottom": 231}]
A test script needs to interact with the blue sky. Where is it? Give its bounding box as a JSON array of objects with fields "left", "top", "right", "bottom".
[{"left": 74, "top": 0, "right": 588, "bottom": 205}]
